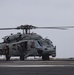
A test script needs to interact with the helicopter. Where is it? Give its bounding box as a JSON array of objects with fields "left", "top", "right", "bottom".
[{"left": 0, "top": 25, "right": 74, "bottom": 61}]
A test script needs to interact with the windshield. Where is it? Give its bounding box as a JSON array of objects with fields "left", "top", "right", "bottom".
[
  {"left": 37, "top": 40, "right": 53, "bottom": 47},
  {"left": 44, "top": 39, "right": 53, "bottom": 46},
  {"left": 34, "top": 41, "right": 42, "bottom": 48}
]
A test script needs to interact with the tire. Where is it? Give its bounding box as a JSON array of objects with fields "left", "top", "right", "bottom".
[
  {"left": 6, "top": 55, "right": 10, "bottom": 61},
  {"left": 20, "top": 55, "right": 24, "bottom": 61},
  {"left": 42, "top": 54, "right": 49, "bottom": 60}
]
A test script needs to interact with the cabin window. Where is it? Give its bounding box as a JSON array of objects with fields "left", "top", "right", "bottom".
[
  {"left": 31, "top": 41, "right": 35, "bottom": 48},
  {"left": 19, "top": 41, "right": 28, "bottom": 52},
  {"left": 12, "top": 44, "right": 17, "bottom": 50}
]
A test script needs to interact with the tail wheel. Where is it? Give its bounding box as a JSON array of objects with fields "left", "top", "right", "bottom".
[{"left": 42, "top": 54, "right": 49, "bottom": 60}]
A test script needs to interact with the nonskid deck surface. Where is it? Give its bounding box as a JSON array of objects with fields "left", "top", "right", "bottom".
[
  {"left": 0, "top": 60, "right": 74, "bottom": 75},
  {"left": 0, "top": 56, "right": 74, "bottom": 66},
  {"left": 0, "top": 57, "right": 74, "bottom": 75}
]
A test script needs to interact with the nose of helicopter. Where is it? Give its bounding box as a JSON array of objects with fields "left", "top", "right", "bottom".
[
  {"left": 41, "top": 46, "right": 56, "bottom": 56},
  {"left": 36, "top": 45, "right": 56, "bottom": 56},
  {"left": 48, "top": 46, "right": 56, "bottom": 57}
]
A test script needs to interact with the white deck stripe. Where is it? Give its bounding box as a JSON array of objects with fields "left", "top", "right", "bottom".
[{"left": 0, "top": 65, "right": 74, "bottom": 67}]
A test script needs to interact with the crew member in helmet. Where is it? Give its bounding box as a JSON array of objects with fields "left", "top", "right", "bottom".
[{"left": 4, "top": 45, "right": 10, "bottom": 61}]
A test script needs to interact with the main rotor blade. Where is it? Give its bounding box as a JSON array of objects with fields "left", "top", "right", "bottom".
[
  {"left": 0, "top": 28, "right": 17, "bottom": 30},
  {"left": 36, "top": 26, "right": 74, "bottom": 30},
  {"left": 0, "top": 25, "right": 74, "bottom": 30}
]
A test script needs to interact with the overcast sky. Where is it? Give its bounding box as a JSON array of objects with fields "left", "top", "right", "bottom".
[{"left": 0, "top": 0, "right": 74, "bottom": 58}]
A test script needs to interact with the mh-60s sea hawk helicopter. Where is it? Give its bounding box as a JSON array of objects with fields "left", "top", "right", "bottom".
[{"left": 0, "top": 25, "right": 74, "bottom": 61}]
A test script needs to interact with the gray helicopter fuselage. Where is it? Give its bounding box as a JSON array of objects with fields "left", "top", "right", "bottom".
[
  {"left": 0, "top": 32, "right": 56, "bottom": 60},
  {"left": 0, "top": 24, "right": 74, "bottom": 61}
]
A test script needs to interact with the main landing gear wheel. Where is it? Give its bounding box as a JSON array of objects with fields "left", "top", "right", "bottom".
[
  {"left": 42, "top": 54, "right": 49, "bottom": 60},
  {"left": 6, "top": 55, "right": 10, "bottom": 61},
  {"left": 20, "top": 55, "right": 24, "bottom": 61}
]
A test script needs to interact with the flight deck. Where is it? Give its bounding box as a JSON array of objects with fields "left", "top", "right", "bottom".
[{"left": 0, "top": 57, "right": 74, "bottom": 75}]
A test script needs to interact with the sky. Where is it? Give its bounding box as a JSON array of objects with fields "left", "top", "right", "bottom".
[{"left": 0, "top": 0, "right": 74, "bottom": 58}]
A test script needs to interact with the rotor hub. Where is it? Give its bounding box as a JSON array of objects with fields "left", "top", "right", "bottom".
[{"left": 16, "top": 25, "right": 36, "bottom": 30}]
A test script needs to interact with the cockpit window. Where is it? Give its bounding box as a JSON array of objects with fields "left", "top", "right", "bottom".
[
  {"left": 36, "top": 40, "right": 53, "bottom": 47},
  {"left": 44, "top": 40, "right": 53, "bottom": 46},
  {"left": 46, "top": 41, "right": 51, "bottom": 45},
  {"left": 37, "top": 41, "right": 43, "bottom": 46}
]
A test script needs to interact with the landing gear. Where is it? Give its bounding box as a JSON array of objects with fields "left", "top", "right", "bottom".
[
  {"left": 20, "top": 55, "right": 24, "bottom": 61},
  {"left": 42, "top": 54, "right": 49, "bottom": 60},
  {"left": 6, "top": 55, "right": 10, "bottom": 61},
  {"left": 18, "top": 42, "right": 28, "bottom": 61}
]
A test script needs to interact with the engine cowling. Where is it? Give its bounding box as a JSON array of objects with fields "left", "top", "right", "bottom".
[{"left": 3, "top": 33, "right": 21, "bottom": 43}]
